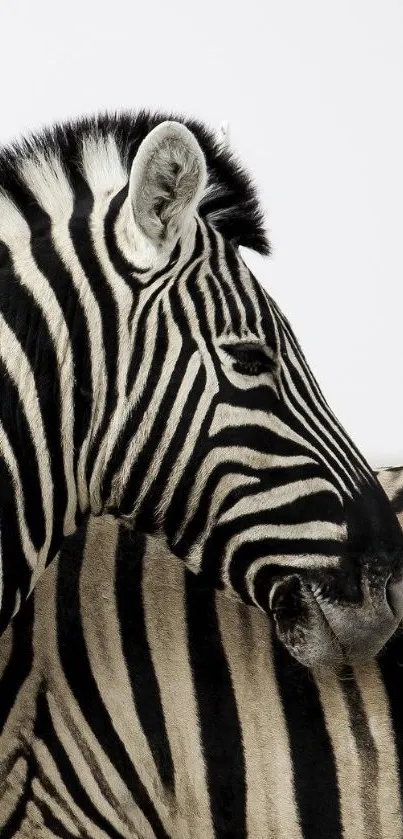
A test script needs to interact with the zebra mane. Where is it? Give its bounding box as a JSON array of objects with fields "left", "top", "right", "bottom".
[{"left": 0, "top": 110, "right": 271, "bottom": 255}]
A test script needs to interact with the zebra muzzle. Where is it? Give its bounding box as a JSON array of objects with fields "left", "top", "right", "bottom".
[{"left": 268, "top": 574, "right": 344, "bottom": 669}]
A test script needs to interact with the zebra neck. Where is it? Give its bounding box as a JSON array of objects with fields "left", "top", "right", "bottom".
[{"left": 0, "top": 289, "right": 93, "bottom": 631}]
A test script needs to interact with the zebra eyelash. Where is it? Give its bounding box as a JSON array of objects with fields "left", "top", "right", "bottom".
[{"left": 222, "top": 343, "right": 277, "bottom": 376}]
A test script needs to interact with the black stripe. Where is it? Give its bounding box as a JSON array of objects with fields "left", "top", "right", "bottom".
[
  {"left": 206, "top": 271, "right": 225, "bottom": 335},
  {"left": 185, "top": 569, "right": 247, "bottom": 838},
  {"left": 273, "top": 632, "right": 342, "bottom": 839},
  {"left": 104, "top": 188, "right": 182, "bottom": 283},
  {"left": 126, "top": 280, "right": 170, "bottom": 396},
  {"left": 0, "top": 239, "right": 67, "bottom": 553},
  {"left": 56, "top": 521, "right": 170, "bottom": 839},
  {"left": 0, "top": 359, "right": 45, "bottom": 551},
  {"left": 108, "top": 231, "right": 206, "bottom": 510},
  {"left": 206, "top": 227, "right": 242, "bottom": 333},
  {"left": 66, "top": 179, "right": 119, "bottom": 491},
  {"left": 206, "top": 418, "right": 314, "bottom": 460},
  {"left": 36, "top": 798, "right": 76, "bottom": 839},
  {"left": 377, "top": 631, "right": 403, "bottom": 810},
  {"left": 163, "top": 395, "right": 218, "bottom": 550},
  {"left": 229, "top": 537, "right": 340, "bottom": 602},
  {"left": 0, "top": 591, "right": 34, "bottom": 728},
  {"left": 0, "top": 474, "right": 30, "bottom": 632},
  {"left": 102, "top": 300, "right": 169, "bottom": 505},
  {"left": 30, "top": 224, "right": 92, "bottom": 489},
  {"left": 104, "top": 187, "right": 150, "bottom": 283},
  {"left": 136, "top": 364, "right": 208, "bottom": 537},
  {"left": 222, "top": 239, "right": 258, "bottom": 334},
  {"left": 35, "top": 692, "right": 129, "bottom": 839},
  {"left": 121, "top": 335, "right": 204, "bottom": 522},
  {"left": 221, "top": 489, "right": 344, "bottom": 528},
  {"left": 35, "top": 744, "right": 88, "bottom": 838},
  {"left": 252, "top": 280, "right": 279, "bottom": 350},
  {"left": 277, "top": 342, "right": 359, "bottom": 487},
  {"left": 115, "top": 527, "right": 175, "bottom": 791},
  {"left": 0, "top": 177, "right": 92, "bottom": 520},
  {"left": 274, "top": 301, "right": 370, "bottom": 481},
  {"left": 340, "top": 668, "right": 382, "bottom": 837},
  {"left": 173, "top": 460, "right": 259, "bottom": 561},
  {"left": 0, "top": 755, "right": 35, "bottom": 838}
]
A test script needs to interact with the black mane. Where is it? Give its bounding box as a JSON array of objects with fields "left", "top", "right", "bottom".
[{"left": 0, "top": 109, "right": 270, "bottom": 255}]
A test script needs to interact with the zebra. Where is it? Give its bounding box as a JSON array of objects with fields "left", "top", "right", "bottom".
[
  {"left": 0, "top": 464, "right": 403, "bottom": 839},
  {"left": 0, "top": 108, "right": 402, "bottom": 670}
]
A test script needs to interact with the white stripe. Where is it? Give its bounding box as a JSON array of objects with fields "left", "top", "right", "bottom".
[
  {"left": 217, "top": 597, "right": 303, "bottom": 839},
  {"left": 80, "top": 136, "right": 133, "bottom": 512},
  {"left": 174, "top": 446, "right": 319, "bottom": 545},
  {"left": 130, "top": 349, "right": 201, "bottom": 516},
  {"left": 0, "top": 188, "right": 77, "bottom": 535},
  {"left": 106, "top": 310, "right": 184, "bottom": 509},
  {"left": 278, "top": 307, "right": 373, "bottom": 481},
  {"left": 19, "top": 152, "right": 108, "bottom": 516},
  {"left": 0, "top": 421, "right": 37, "bottom": 569},
  {"left": 0, "top": 317, "right": 53, "bottom": 583},
  {"left": 219, "top": 477, "right": 345, "bottom": 523}
]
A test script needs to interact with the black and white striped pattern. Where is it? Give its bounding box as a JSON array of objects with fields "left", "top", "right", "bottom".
[
  {"left": 0, "top": 110, "right": 402, "bottom": 669},
  {"left": 0, "top": 465, "right": 403, "bottom": 838}
]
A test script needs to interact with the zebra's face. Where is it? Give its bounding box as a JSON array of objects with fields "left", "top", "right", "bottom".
[
  {"left": 108, "top": 120, "right": 403, "bottom": 669},
  {"left": 174, "top": 251, "right": 403, "bottom": 670}
]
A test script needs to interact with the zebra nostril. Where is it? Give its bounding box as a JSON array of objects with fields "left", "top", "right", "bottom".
[
  {"left": 269, "top": 575, "right": 302, "bottom": 615},
  {"left": 385, "top": 575, "right": 403, "bottom": 618}
]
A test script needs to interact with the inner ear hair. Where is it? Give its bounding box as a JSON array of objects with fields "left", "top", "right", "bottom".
[{"left": 129, "top": 121, "right": 207, "bottom": 249}]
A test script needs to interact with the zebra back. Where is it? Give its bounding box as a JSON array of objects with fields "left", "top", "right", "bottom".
[{"left": 1, "top": 466, "right": 403, "bottom": 838}]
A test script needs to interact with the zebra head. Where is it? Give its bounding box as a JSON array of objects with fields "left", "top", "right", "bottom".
[
  {"left": 92, "top": 117, "right": 403, "bottom": 669},
  {"left": 2, "top": 112, "right": 402, "bottom": 667}
]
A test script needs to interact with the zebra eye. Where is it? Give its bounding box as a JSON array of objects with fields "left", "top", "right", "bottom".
[{"left": 222, "top": 343, "right": 276, "bottom": 376}]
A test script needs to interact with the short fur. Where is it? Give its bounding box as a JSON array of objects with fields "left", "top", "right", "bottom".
[
  {"left": 0, "top": 109, "right": 270, "bottom": 254},
  {"left": 0, "top": 106, "right": 401, "bottom": 674},
  {"left": 0, "top": 465, "right": 403, "bottom": 837}
]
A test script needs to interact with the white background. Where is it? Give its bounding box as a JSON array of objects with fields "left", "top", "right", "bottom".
[{"left": 0, "top": 0, "right": 402, "bottom": 467}]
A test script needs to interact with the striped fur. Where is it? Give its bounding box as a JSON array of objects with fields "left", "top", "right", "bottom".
[
  {"left": 0, "top": 464, "right": 403, "bottom": 838},
  {"left": 0, "top": 109, "right": 403, "bottom": 670}
]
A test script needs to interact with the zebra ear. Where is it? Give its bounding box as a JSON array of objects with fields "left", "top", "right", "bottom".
[{"left": 129, "top": 121, "right": 207, "bottom": 250}]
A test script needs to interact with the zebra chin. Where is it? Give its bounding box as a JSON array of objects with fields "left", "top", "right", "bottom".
[{"left": 269, "top": 573, "right": 403, "bottom": 670}]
